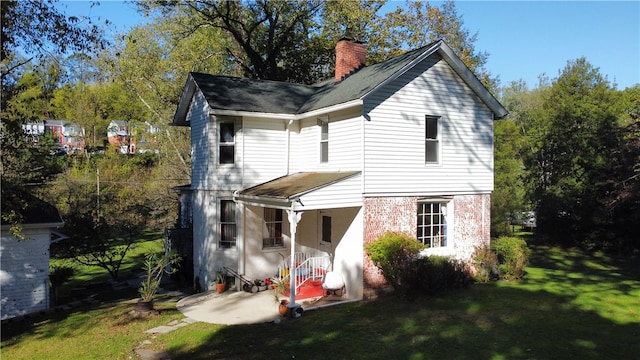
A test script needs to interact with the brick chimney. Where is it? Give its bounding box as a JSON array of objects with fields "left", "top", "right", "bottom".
[{"left": 335, "top": 38, "right": 366, "bottom": 82}]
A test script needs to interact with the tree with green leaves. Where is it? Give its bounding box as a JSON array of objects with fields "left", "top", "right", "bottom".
[
  {"left": 521, "top": 58, "right": 638, "bottom": 250},
  {"left": 48, "top": 151, "right": 156, "bottom": 280},
  {"left": 1, "top": 0, "right": 104, "bottom": 231}
]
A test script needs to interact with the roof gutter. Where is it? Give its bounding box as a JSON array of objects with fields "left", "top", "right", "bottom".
[{"left": 208, "top": 99, "right": 363, "bottom": 121}]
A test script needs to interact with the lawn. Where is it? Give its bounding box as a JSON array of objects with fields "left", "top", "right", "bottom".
[{"left": 2, "top": 241, "right": 639, "bottom": 360}]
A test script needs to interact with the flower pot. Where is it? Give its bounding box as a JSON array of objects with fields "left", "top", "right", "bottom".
[
  {"left": 215, "top": 283, "right": 226, "bottom": 293},
  {"left": 136, "top": 300, "right": 154, "bottom": 312},
  {"left": 278, "top": 299, "right": 290, "bottom": 316}
]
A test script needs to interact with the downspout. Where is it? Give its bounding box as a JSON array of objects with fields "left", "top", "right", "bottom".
[{"left": 286, "top": 119, "right": 293, "bottom": 174}]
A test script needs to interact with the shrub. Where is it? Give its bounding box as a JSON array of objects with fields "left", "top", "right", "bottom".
[
  {"left": 365, "top": 231, "right": 425, "bottom": 297},
  {"left": 472, "top": 245, "right": 499, "bottom": 283},
  {"left": 494, "top": 236, "right": 531, "bottom": 280},
  {"left": 411, "top": 255, "right": 471, "bottom": 295}
]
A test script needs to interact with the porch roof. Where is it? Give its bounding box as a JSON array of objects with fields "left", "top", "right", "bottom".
[{"left": 234, "top": 171, "right": 361, "bottom": 209}]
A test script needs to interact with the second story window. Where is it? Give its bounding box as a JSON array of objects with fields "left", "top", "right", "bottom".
[
  {"left": 263, "top": 208, "right": 283, "bottom": 248},
  {"left": 319, "top": 117, "right": 328, "bottom": 163},
  {"left": 425, "top": 115, "right": 440, "bottom": 164},
  {"left": 219, "top": 122, "right": 235, "bottom": 164}
]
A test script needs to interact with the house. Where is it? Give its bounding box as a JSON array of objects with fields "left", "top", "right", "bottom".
[
  {"left": 22, "top": 119, "right": 85, "bottom": 153},
  {"left": 1, "top": 193, "right": 64, "bottom": 320},
  {"left": 170, "top": 39, "right": 507, "bottom": 303},
  {"left": 107, "top": 120, "right": 159, "bottom": 154}
]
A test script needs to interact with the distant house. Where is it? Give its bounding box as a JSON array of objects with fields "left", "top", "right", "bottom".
[
  {"left": 170, "top": 39, "right": 507, "bottom": 303},
  {"left": 22, "top": 119, "right": 85, "bottom": 153},
  {"left": 1, "top": 194, "right": 64, "bottom": 320},
  {"left": 107, "top": 120, "right": 159, "bottom": 154}
]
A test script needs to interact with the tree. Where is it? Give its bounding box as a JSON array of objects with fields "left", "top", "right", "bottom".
[
  {"left": 48, "top": 152, "right": 153, "bottom": 280},
  {"left": 134, "top": 1, "right": 489, "bottom": 86},
  {"left": 375, "top": 1, "right": 495, "bottom": 90},
  {"left": 525, "top": 58, "right": 626, "bottom": 249},
  {"left": 137, "top": 0, "right": 324, "bottom": 83},
  {"left": 1, "top": 0, "right": 104, "bottom": 232},
  {"left": 1, "top": 0, "right": 104, "bottom": 81}
]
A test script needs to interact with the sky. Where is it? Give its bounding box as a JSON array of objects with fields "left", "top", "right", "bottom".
[{"left": 59, "top": 0, "right": 640, "bottom": 90}]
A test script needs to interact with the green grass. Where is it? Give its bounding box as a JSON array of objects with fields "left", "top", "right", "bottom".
[{"left": 3, "top": 242, "right": 639, "bottom": 360}]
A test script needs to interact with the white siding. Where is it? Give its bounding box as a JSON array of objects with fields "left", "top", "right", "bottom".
[
  {"left": 1, "top": 229, "right": 51, "bottom": 319},
  {"left": 289, "top": 118, "right": 316, "bottom": 172},
  {"left": 363, "top": 54, "right": 494, "bottom": 195},
  {"left": 290, "top": 108, "right": 363, "bottom": 173},
  {"left": 192, "top": 190, "right": 238, "bottom": 291},
  {"left": 297, "top": 174, "right": 363, "bottom": 210},
  {"left": 189, "top": 90, "right": 213, "bottom": 190},
  {"left": 241, "top": 117, "right": 288, "bottom": 187}
]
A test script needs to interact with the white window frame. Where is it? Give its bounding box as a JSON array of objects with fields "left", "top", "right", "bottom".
[
  {"left": 319, "top": 117, "right": 329, "bottom": 163},
  {"left": 219, "top": 199, "right": 236, "bottom": 249},
  {"left": 417, "top": 201, "right": 449, "bottom": 248},
  {"left": 425, "top": 115, "right": 441, "bottom": 164},
  {"left": 219, "top": 122, "right": 235, "bottom": 165},
  {"left": 263, "top": 208, "right": 284, "bottom": 249}
]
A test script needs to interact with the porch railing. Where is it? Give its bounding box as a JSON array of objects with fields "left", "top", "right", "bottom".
[
  {"left": 294, "top": 256, "right": 331, "bottom": 293},
  {"left": 277, "top": 252, "right": 332, "bottom": 294}
]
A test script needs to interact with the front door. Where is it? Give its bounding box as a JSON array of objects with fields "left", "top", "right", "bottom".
[{"left": 319, "top": 212, "right": 332, "bottom": 253}]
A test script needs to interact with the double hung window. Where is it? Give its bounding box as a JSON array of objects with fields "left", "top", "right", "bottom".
[
  {"left": 219, "top": 200, "right": 236, "bottom": 248},
  {"left": 319, "top": 118, "right": 328, "bottom": 163},
  {"left": 219, "top": 122, "right": 235, "bottom": 164},
  {"left": 263, "top": 208, "right": 283, "bottom": 248},
  {"left": 425, "top": 115, "right": 440, "bottom": 164}
]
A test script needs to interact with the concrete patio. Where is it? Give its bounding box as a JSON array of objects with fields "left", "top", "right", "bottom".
[{"left": 176, "top": 289, "right": 350, "bottom": 325}]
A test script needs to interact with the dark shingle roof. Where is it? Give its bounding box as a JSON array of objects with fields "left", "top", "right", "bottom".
[
  {"left": 187, "top": 44, "right": 437, "bottom": 116},
  {"left": 180, "top": 40, "right": 507, "bottom": 119},
  {"left": 1, "top": 190, "right": 63, "bottom": 226},
  {"left": 190, "top": 73, "right": 316, "bottom": 114}
]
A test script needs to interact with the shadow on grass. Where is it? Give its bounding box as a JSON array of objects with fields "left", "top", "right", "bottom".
[{"left": 160, "top": 246, "right": 640, "bottom": 360}]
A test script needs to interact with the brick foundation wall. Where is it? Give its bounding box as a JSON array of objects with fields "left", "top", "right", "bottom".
[
  {"left": 362, "top": 194, "right": 491, "bottom": 293},
  {"left": 363, "top": 197, "right": 418, "bottom": 288}
]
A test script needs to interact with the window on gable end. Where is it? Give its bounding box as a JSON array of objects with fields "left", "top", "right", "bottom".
[
  {"left": 425, "top": 115, "right": 440, "bottom": 164},
  {"left": 319, "top": 117, "right": 329, "bottom": 163},
  {"left": 219, "top": 122, "right": 235, "bottom": 164}
]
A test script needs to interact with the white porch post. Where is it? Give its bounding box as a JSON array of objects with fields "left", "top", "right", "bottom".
[{"left": 287, "top": 209, "right": 302, "bottom": 305}]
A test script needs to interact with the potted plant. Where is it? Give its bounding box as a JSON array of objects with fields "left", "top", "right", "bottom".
[
  {"left": 215, "top": 270, "right": 227, "bottom": 293},
  {"left": 271, "top": 276, "right": 290, "bottom": 316},
  {"left": 137, "top": 250, "right": 181, "bottom": 312}
]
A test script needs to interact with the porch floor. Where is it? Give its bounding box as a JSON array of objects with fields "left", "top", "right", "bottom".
[
  {"left": 176, "top": 286, "right": 347, "bottom": 325},
  {"left": 283, "top": 279, "right": 325, "bottom": 300}
]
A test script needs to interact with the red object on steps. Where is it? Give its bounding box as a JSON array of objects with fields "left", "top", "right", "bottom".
[{"left": 284, "top": 281, "right": 325, "bottom": 300}]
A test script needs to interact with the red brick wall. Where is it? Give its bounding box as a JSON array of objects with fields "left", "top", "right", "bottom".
[
  {"left": 362, "top": 194, "right": 491, "bottom": 293},
  {"left": 363, "top": 197, "right": 418, "bottom": 288}
]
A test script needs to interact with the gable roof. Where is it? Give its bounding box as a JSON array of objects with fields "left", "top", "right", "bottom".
[{"left": 173, "top": 40, "right": 507, "bottom": 125}]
